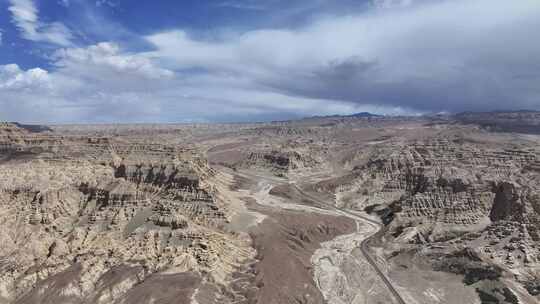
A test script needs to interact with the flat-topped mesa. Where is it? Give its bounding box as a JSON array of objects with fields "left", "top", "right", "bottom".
[
  {"left": 149, "top": 211, "right": 189, "bottom": 229},
  {"left": 239, "top": 148, "right": 321, "bottom": 176},
  {"left": 246, "top": 150, "right": 291, "bottom": 169},
  {"left": 112, "top": 160, "right": 218, "bottom": 202}
]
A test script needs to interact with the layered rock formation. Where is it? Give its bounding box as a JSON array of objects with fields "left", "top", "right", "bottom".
[
  {"left": 326, "top": 136, "right": 540, "bottom": 302},
  {"left": 2, "top": 113, "right": 540, "bottom": 304},
  {"left": 0, "top": 124, "right": 254, "bottom": 304},
  {"left": 240, "top": 149, "right": 323, "bottom": 176}
]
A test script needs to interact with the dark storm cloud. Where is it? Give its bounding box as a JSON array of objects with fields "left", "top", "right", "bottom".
[{"left": 146, "top": 0, "right": 540, "bottom": 115}]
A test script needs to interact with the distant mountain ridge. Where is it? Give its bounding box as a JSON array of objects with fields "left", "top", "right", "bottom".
[
  {"left": 453, "top": 110, "right": 540, "bottom": 134},
  {"left": 309, "top": 112, "right": 383, "bottom": 119},
  {"left": 12, "top": 122, "right": 52, "bottom": 133},
  {"left": 346, "top": 112, "right": 383, "bottom": 118},
  {"left": 4, "top": 110, "right": 540, "bottom": 134}
]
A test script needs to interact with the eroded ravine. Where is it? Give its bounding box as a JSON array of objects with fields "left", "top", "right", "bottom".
[
  {"left": 235, "top": 170, "right": 406, "bottom": 304},
  {"left": 299, "top": 187, "right": 407, "bottom": 304}
]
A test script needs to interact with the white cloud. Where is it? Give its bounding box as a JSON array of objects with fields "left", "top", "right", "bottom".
[
  {"left": 95, "top": 0, "right": 117, "bottom": 8},
  {"left": 58, "top": 0, "right": 70, "bottom": 7},
  {"left": 8, "top": 0, "right": 73, "bottom": 46},
  {"left": 53, "top": 42, "right": 174, "bottom": 79},
  {"left": 0, "top": 64, "right": 51, "bottom": 90},
  {"left": 0, "top": 41, "right": 177, "bottom": 123},
  {"left": 2, "top": 0, "right": 540, "bottom": 123},
  {"left": 216, "top": 1, "right": 268, "bottom": 11},
  {"left": 372, "top": 0, "right": 414, "bottom": 9},
  {"left": 146, "top": 0, "right": 540, "bottom": 113},
  {"left": 0, "top": 46, "right": 378, "bottom": 123}
]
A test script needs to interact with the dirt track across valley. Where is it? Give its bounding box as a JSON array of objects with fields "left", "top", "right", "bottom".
[
  {"left": 247, "top": 203, "right": 356, "bottom": 304},
  {"left": 293, "top": 184, "right": 407, "bottom": 304},
  {"left": 234, "top": 170, "right": 407, "bottom": 304}
]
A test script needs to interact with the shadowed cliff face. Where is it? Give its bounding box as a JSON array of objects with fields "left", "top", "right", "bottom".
[
  {"left": 114, "top": 163, "right": 200, "bottom": 189},
  {"left": 490, "top": 182, "right": 523, "bottom": 222}
]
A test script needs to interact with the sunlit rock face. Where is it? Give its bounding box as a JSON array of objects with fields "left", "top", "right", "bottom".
[
  {"left": 327, "top": 134, "right": 540, "bottom": 302},
  {"left": 0, "top": 123, "right": 253, "bottom": 304},
  {"left": 1, "top": 113, "right": 540, "bottom": 304}
]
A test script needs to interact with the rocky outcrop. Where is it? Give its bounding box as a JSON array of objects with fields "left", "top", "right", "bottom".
[
  {"left": 238, "top": 148, "right": 323, "bottom": 176},
  {"left": 0, "top": 124, "right": 253, "bottom": 304},
  {"left": 2, "top": 114, "right": 540, "bottom": 304},
  {"left": 490, "top": 182, "right": 523, "bottom": 222},
  {"left": 327, "top": 136, "right": 540, "bottom": 301}
]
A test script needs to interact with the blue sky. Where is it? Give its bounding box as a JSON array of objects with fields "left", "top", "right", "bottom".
[{"left": 0, "top": 0, "right": 539, "bottom": 123}]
